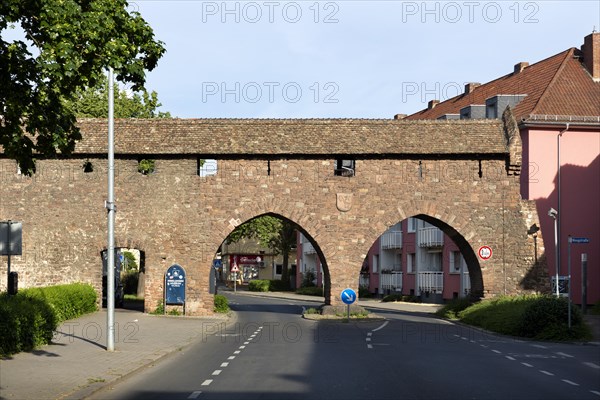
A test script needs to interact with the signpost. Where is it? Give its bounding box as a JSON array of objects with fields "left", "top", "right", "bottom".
[
  {"left": 165, "top": 264, "right": 186, "bottom": 313},
  {"left": 567, "top": 236, "right": 590, "bottom": 328},
  {"left": 231, "top": 261, "right": 239, "bottom": 293},
  {"left": 340, "top": 288, "right": 357, "bottom": 321},
  {"left": 0, "top": 221, "right": 23, "bottom": 295}
]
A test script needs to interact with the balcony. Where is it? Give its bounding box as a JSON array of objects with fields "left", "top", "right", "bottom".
[
  {"left": 381, "top": 272, "right": 403, "bottom": 291},
  {"left": 418, "top": 271, "right": 443, "bottom": 293},
  {"left": 418, "top": 227, "right": 443, "bottom": 247},
  {"left": 381, "top": 231, "right": 402, "bottom": 249},
  {"left": 303, "top": 242, "right": 316, "bottom": 254}
]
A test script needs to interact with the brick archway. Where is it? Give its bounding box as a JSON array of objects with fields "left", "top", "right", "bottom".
[{"left": 0, "top": 116, "right": 548, "bottom": 315}]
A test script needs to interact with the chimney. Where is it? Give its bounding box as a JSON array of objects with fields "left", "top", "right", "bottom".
[
  {"left": 393, "top": 114, "right": 407, "bottom": 120},
  {"left": 513, "top": 62, "right": 529, "bottom": 74},
  {"left": 428, "top": 100, "right": 440, "bottom": 110},
  {"left": 582, "top": 32, "right": 600, "bottom": 81},
  {"left": 464, "top": 82, "right": 481, "bottom": 94}
]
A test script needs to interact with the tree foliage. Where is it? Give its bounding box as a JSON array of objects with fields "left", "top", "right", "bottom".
[
  {"left": 67, "top": 80, "right": 171, "bottom": 118},
  {"left": 227, "top": 216, "right": 297, "bottom": 284},
  {"left": 0, "top": 0, "right": 166, "bottom": 175}
]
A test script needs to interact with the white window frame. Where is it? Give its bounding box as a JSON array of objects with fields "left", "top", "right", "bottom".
[{"left": 408, "top": 217, "right": 417, "bottom": 233}]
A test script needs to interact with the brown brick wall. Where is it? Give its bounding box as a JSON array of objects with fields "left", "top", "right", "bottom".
[{"left": 0, "top": 120, "right": 547, "bottom": 315}]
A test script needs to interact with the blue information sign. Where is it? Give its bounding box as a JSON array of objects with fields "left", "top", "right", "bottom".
[
  {"left": 165, "top": 264, "right": 186, "bottom": 305},
  {"left": 570, "top": 237, "right": 590, "bottom": 244},
  {"left": 213, "top": 259, "right": 223, "bottom": 269},
  {"left": 340, "top": 288, "right": 357, "bottom": 305}
]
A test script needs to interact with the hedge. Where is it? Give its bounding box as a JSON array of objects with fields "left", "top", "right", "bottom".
[
  {"left": 214, "top": 294, "right": 230, "bottom": 313},
  {"left": 0, "top": 283, "right": 97, "bottom": 356}
]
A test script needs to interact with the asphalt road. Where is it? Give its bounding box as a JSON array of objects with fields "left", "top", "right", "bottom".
[{"left": 89, "top": 293, "right": 600, "bottom": 400}]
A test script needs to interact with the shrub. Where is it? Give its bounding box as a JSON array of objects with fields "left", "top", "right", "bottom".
[
  {"left": 301, "top": 271, "right": 316, "bottom": 288},
  {"left": 248, "top": 280, "right": 270, "bottom": 292},
  {"left": 435, "top": 298, "right": 473, "bottom": 319},
  {"left": 358, "top": 287, "right": 372, "bottom": 298},
  {"left": 121, "top": 271, "right": 139, "bottom": 295},
  {"left": 151, "top": 299, "right": 165, "bottom": 315},
  {"left": 382, "top": 294, "right": 419, "bottom": 303},
  {"left": 214, "top": 294, "right": 229, "bottom": 313},
  {"left": 269, "top": 279, "right": 290, "bottom": 291},
  {"left": 0, "top": 283, "right": 97, "bottom": 356},
  {"left": 519, "top": 296, "right": 590, "bottom": 340},
  {"left": 458, "top": 295, "right": 592, "bottom": 341},
  {"left": 295, "top": 286, "right": 324, "bottom": 296}
]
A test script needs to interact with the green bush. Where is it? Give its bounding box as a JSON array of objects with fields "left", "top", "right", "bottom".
[
  {"left": 121, "top": 271, "right": 139, "bottom": 295},
  {"left": 382, "top": 294, "right": 420, "bottom": 303},
  {"left": 214, "top": 294, "right": 230, "bottom": 313},
  {"left": 268, "top": 279, "right": 290, "bottom": 291},
  {"left": 358, "top": 287, "right": 372, "bottom": 298},
  {"left": 519, "top": 296, "right": 590, "bottom": 340},
  {"left": 590, "top": 300, "right": 600, "bottom": 315},
  {"left": 435, "top": 298, "right": 473, "bottom": 319},
  {"left": 295, "top": 286, "right": 324, "bottom": 296},
  {"left": 0, "top": 283, "right": 97, "bottom": 356},
  {"left": 458, "top": 295, "right": 592, "bottom": 341},
  {"left": 248, "top": 280, "right": 270, "bottom": 292}
]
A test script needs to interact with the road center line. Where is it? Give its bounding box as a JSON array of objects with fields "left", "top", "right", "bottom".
[
  {"left": 212, "top": 370, "right": 222, "bottom": 376},
  {"left": 590, "top": 390, "right": 600, "bottom": 396},
  {"left": 239, "top": 346, "right": 246, "bottom": 349},
  {"left": 367, "top": 344, "right": 373, "bottom": 349},
  {"left": 367, "top": 332, "right": 372, "bottom": 337},
  {"left": 521, "top": 362, "right": 533, "bottom": 368},
  {"left": 234, "top": 350, "right": 241, "bottom": 354},
  {"left": 372, "top": 321, "right": 389, "bottom": 332},
  {"left": 561, "top": 379, "right": 579, "bottom": 386},
  {"left": 201, "top": 380, "right": 213, "bottom": 386},
  {"left": 556, "top": 352, "right": 574, "bottom": 358},
  {"left": 540, "top": 370, "right": 554, "bottom": 376},
  {"left": 244, "top": 341, "right": 250, "bottom": 345},
  {"left": 584, "top": 362, "right": 600, "bottom": 369},
  {"left": 221, "top": 362, "right": 229, "bottom": 367},
  {"left": 188, "top": 391, "right": 202, "bottom": 399},
  {"left": 531, "top": 344, "right": 548, "bottom": 349},
  {"left": 505, "top": 356, "right": 516, "bottom": 361},
  {"left": 228, "top": 356, "right": 236, "bottom": 360},
  {"left": 492, "top": 350, "right": 502, "bottom": 354}
]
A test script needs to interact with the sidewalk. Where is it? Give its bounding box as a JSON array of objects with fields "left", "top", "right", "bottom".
[{"left": 0, "top": 309, "right": 229, "bottom": 400}]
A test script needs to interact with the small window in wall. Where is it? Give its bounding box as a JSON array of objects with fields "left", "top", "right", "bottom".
[
  {"left": 407, "top": 253, "right": 415, "bottom": 273},
  {"left": 275, "top": 264, "right": 283, "bottom": 275},
  {"left": 198, "top": 158, "right": 218, "bottom": 177},
  {"left": 334, "top": 159, "right": 355, "bottom": 176},
  {"left": 372, "top": 254, "right": 379, "bottom": 273}
]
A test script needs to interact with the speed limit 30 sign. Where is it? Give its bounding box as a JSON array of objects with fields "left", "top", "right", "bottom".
[{"left": 478, "top": 246, "right": 492, "bottom": 260}]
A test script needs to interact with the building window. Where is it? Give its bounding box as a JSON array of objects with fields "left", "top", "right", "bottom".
[
  {"left": 407, "top": 253, "right": 415, "bottom": 273},
  {"left": 334, "top": 159, "right": 355, "bottom": 176},
  {"left": 449, "top": 251, "right": 465, "bottom": 273},
  {"left": 408, "top": 217, "right": 418, "bottom": 233},
  {"left": 275, "top": 264, "right": 283, "bottom": 275},
  {"left": 198, "top": 158, "right": 218, "bottom": 177},
  {"left": 372, "top": 254, "right": 379, "bottom": 273},
  {"left": 486, "top": 102, "right": 497, "bottom": 119}
]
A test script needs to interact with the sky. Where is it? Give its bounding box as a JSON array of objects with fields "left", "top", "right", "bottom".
[{"left": 6, "top": 1, "right": 600, "bottom": 119}]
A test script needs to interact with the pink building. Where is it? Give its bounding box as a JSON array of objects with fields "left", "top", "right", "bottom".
[{"left": 404, "top": 33, "right": 600, "bottom": 305}]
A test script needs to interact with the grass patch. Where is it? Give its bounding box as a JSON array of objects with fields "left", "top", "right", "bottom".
[{"left": 449, "top": 295, "right": 592, "bottom": 341}]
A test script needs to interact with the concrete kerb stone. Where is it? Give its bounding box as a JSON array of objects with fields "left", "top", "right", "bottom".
[{"left": 0, "top": 309, "right": 232, "bottom": 400}]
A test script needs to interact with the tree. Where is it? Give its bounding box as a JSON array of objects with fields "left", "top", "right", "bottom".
[
  {"left": 0, "top": 0, "right": 165, "bottom": 175},
  {"left": 227, "top": 216, "right": 297, "bottom": 287},
  {"left": 66, "top": 80, "right": 171, "bottom": 118}
]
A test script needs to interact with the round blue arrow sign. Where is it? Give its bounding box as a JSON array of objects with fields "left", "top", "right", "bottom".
[{"left": 340, "top": 288, "right": 357, "bottom": 305}]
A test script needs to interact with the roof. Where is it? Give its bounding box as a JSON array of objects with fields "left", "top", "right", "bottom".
[
  {"left": 71, "top": 118, "right": 509, "bottom": 156},
  {"left": 404, "top": 48, "right": 600, "bottom": 122}
]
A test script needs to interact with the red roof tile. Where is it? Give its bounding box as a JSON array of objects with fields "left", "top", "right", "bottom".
[{"left": 405, "top": 47, "right": 600, "bottom": 121}]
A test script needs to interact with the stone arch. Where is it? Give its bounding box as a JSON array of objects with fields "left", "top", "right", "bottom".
[{"left": 366, "top": 200, "right": 485, "bottom": 299}]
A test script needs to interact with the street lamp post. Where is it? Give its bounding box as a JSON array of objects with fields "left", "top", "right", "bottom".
[{"left": 548, "top": 208, "right": 559, "bottom": 297}]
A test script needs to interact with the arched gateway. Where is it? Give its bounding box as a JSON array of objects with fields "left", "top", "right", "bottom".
[{"left": 0, "top": 111, "right": 548, "bottom": 315}]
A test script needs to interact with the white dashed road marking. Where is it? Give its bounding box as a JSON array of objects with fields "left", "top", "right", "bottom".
[
  {"left": 188, "top": 391, "right": 202, "bottom": 399},
  {"left": 521, "top": 362, "right": 533, "bottom": 368},
  {"left": 556, "top": 352, "right": 574, "bottom": 358},
  {"left": 540, "top": 370, "right": 554, "bottom": 376},
  {"left": 212, "top": 370, "right": 222, "bottom": 376},
  {"left": 584, "top": 362, "right": 600, "bottom": 369},
  {"left": 201, "top": 380, "right": 213, "bottom": 386}
]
